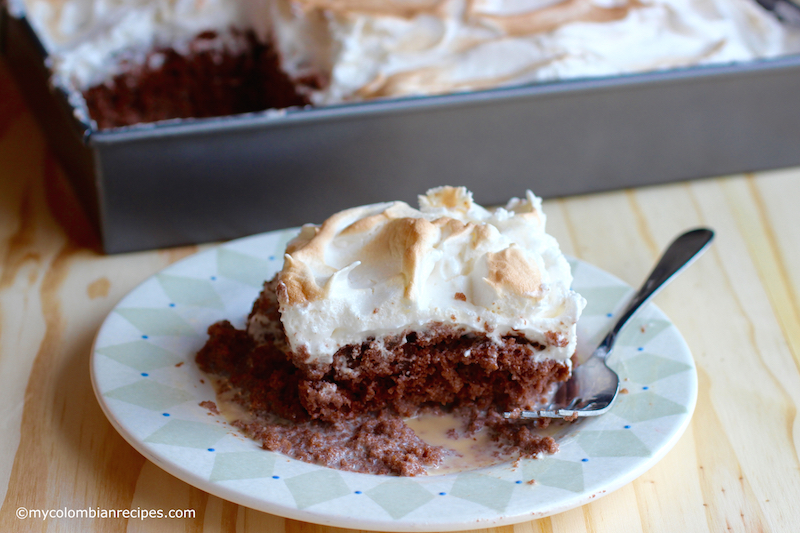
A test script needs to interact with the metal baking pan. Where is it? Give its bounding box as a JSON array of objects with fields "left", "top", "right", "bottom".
[{"left": 4, "top": 5, "right": 800, "bottom": 253}]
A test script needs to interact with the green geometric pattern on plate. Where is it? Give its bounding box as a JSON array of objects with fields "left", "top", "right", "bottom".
[
  {"left": 576, "top": 430, "right": 650, "bottom": 458},
  {"left": 617, "top": 353, "right": 692, "bottom": 384},
  {"left": 156, "top": 274, "right": 223, "bottom": 309},
  {"left": 95, "top": 340, "right": 182, "bottom": 371},
  {"left": 579, "top": 286, "right": 631, "bottom": 316},
  {"left": 210, "top": 452, "right": 275, "bottom": 482},
  {"left": 613, "top": 391, "right": 688, "bottom": 423},
  {"left": 522, "top": 458, "right": 585, "bottom": 493},
  {"left": 217, "top": 248, "right": 274, "bottom": 287},
  {"left": 116, "top": 308, "right": 196, "bottom": 336},
  {"left": 366, "top": 479, "right": 434, "bottom": 519},
  {"left": 616, "top": 319, "right": 672, "bottom": 347},
  {"left": 104, "top": 380, "right": 193, "bottom": 411},
  {"left": 144, "top": 420, "right": 228, "bottom": 448},
  {"left": 449, "top": 473, "right": 515, "bottom": 512},
  {"left": 284, "top": 470, "right": 350, "bottom": 510}
]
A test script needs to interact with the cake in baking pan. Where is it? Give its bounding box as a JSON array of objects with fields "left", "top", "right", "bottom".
[{"left": 14, "top": 0, "right": 800, "bottom": 128}]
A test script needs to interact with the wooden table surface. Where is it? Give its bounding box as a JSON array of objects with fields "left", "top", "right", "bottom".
[{"left": 1, "top": 57, "right": 799, "bottom": 533}]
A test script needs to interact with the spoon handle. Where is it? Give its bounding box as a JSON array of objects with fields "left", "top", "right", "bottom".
[{"left": 597, "top": 228, "right": 715, "bottom": 356}]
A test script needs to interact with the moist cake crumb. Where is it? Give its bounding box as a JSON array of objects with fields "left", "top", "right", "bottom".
[
  {"left": 196, "top": 280, "right": 564, "bottom": 475},
  {"left": 233, "top": 411, "right": 445, "bottom": 476},
  {"left": 83, "top": 31, "right": 309, "bottom": 129},
  {"left": 199, "top": 400, "right": 219, "bottom": 415}
]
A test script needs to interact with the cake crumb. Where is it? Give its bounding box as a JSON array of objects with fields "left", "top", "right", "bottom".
[
  {"left": 545, "top": 331, "right": 569, "bottom": 347},
  {"left": 454, "top": 292, "right": 467, "bottom": 301},
  {"left": 233, "top": 411, "right": 445, "bottom": 476},
  {"left": 200, "top": 400, "right": 219, "bottom": 414}
]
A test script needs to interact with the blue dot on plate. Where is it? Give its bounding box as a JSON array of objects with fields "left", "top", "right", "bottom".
[
  {"left": 606, "top": 313, "right": 613, "bottom": 317},
  {"left": 643, "top": 386, "right": 650, "bottom": 390},
  {"left": 269, "top": 256, "right": 276, "bottom": 261},
  {"left": 354, "top": 491, "right": 362, "bottom": 495},
  {"left": 141, "top": 373, "right": 149, "bottom": 377},
  {"left": 141, "top": 335, "right": 148, "bottom": 339},
  {"left": 272, "top": 476, "right": 280, "bottom": 479},
  {"left": 207, "top": 448, "right": 215, "bottom": 452},
  {"left": 169, "top": 303, "right": 176, "bottom": 307},
  {"left": 624, "top": 425, "right": 631, "bottom": 429},
  {"left": 210, "top": 276, "right": 217, "bottom": 281},
  {"left": 162, "top": 413, "right": 170, "bottom": 417},
  {"left": 638, "top": 347, "right": 644, "bottom": 351},
  {"left": 439, "top": 492, "right": 446, "bottom": 496},
  {"left": 582, "top": 458, "right": 589, "bottom": 462}
]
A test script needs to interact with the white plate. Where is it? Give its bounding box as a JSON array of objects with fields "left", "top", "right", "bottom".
[{"left": 91, "top": 228, "right": 697, "bottom": 532}]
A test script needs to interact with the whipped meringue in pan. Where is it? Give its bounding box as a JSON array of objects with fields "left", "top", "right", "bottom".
[{"left": 2, "top": 0, "right": 800, "bottom": 253}]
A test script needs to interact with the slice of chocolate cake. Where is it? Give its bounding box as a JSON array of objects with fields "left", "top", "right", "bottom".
[
  {"left": 196, "top": 186, "right": 585, "bottom": 475},
  {"left": 254, "top": 186, "right": 584, "bottom": 416}
]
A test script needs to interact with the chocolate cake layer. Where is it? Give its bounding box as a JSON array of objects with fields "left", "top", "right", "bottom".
[
  {"left": 198, "top": 276, "right": 571, "bottom": 430},
  {"left": 83, "top": 31, "right": 309, "bottom": 129},
  {"left": 195, "top": 319, "right": 561, "bottom": 475},
  {"left": 198, "top": 317, "right": 570, "bottom": 419},
  {"left": 243, "top": 281, "right": 570, "bottom": 417},
  {"left": 195, "top": 321, "right": 450, "bottom": 475}
]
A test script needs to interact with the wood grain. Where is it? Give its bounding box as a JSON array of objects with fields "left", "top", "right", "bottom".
[{"left": 1, "top": 57, "right": 799, "bottom": 532}]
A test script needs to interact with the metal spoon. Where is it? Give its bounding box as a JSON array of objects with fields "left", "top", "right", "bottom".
[{"left": 505, "top": 227, "right": 714, "bottom": 420}]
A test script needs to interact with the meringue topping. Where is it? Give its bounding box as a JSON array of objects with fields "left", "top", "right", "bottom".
[
  {"left": 263, "top": 186, "right": 586, "bottom": 366},
  {"left": 270, "top": 0, "right": 800, "bottom": 105}
]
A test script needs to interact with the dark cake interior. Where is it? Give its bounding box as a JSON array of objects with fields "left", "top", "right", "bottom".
[
  {"left": 83, "top": 31, "right": 310, "bottom": 129},
  {"left": 195, "top": 276, "right": 566, "bottom": 476}
]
